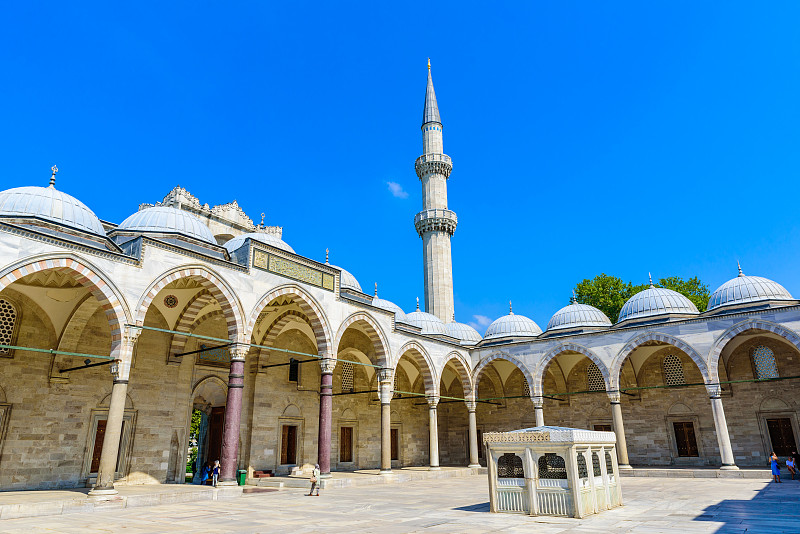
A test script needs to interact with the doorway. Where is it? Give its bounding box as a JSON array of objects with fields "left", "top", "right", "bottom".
[
  {"left": 673, "top": 421, "right": 699, "bottom": 457},
  {"left": 767, "top": 418, "right": 797, "bottom": 456},
  {"left": 281, "top": 425, "right": 298, "bottom": 465},
  {"left": 206, "top": 407, "right": 225, "bottom": 465}
]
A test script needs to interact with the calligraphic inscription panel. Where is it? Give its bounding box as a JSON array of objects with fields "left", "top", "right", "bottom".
[{"left": 253, "top": 249, "right": 334, "bottom": 292}]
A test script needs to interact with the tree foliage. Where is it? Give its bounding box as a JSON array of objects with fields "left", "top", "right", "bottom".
[{"left": 574, "top": 273, "right": 709, "bottom": 322}]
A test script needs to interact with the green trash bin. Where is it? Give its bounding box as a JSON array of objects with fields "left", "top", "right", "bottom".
[{"left": 237, "top": 469, "right": 247, "bottom": 486}]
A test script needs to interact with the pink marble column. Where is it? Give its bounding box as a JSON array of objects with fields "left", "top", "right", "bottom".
[
  {"left": 318, "top": 358, "right": 336, "bottom": 477},
  {"left": 219, "top": 344, "right": 247, "bottom": 484}
]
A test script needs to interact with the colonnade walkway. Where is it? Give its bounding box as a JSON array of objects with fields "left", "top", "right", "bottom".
[{"left": 1, "top": 476, "right": 798, "bottom": 533}]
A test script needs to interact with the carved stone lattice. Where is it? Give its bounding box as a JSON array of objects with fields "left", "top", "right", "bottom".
[
  {"left": 0, "top": 299, "right": 17, "bottom": 355},
  {"left": 538, "top": 453, "right": 567, "bottom": 480},
  {"left": 497, "top": 453, "right": 524, "bottom": 478}
]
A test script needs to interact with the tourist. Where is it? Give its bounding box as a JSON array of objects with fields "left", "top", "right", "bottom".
[
  {"left": 212, "top": 460, "right": 220, "bottom": 487},
  {"left": 787, "top": 455, "right": 797, "bottom": 480},
  {"left": 770, "top": 452, "right": 781, "bottom": 483},
  {"left": 307, "top": 464, "right": 320, "bottom": 496},
  {"left": 198, "top": 462, "right": 210, "bottom": 485}
]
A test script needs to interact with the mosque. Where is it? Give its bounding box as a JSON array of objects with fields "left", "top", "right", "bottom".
[{"left": 1, "top": 63, "right": 799, "bottom": 494}]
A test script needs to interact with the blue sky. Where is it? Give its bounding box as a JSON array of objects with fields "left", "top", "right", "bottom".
[{"left": 2, "top": 2, "right": 800, "bottom": 331}]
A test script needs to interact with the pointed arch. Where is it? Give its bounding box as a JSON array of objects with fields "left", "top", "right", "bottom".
[
  {"left": 611, "top": 331, "right": 707, "bottom": 389},
  {"left": 395, "top": 340, "right": 437, "bottom": 396},
  {"left": 334, "top": 311, "right": 391, "bottom": 367},
  {"left": 536, "top": 343, "right": 609, "bottom": 394},
  {"left": 247, "top": 284, "right": 332, "bottom": 357},
  {"left": 441, "top": 351, "right": 473, "bottom": 398},
  {"left": 169, "top": 290, "right": 215, "bottom": 358},
  {"left": 0, "top": 254, "right": 130, "bottom": 343},
  {"left": 137, "top": 265, "right": 245, "bottom": 343},
  {"left": 192, "top": 375, "right": 228, "bottom": 407},
  {"left": 473, "top": 351, "right": 535, "bottom": 398},
  {"left": 708, "top": 319, "right": 800, "bottom": 383}
]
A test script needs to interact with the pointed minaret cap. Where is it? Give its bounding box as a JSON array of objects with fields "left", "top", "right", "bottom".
[
  {"left": 737, "top": 260, "right": 745, "bottom": 277},
  {"left": 49, "top": 165, "right": 58, "bottom": 188},
  {"left": 325, "top": 248, "right": 329, "bottom": 265},
  {"left": 416, "top": 297, "right": 420, "bottom": 311},
  {"left": 374, "top": 282, "right": 379, "bottom": 297},
  {"left": 509, "top": 301, "right": 514, "bottom": 315},
  {"left": 422, "top": 59, "right": 441, "bottom": 125}
]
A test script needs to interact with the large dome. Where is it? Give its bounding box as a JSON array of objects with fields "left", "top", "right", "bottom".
[
  {"left": 708, "top": 266, "right": 793, "bottom": 310},
  {"left": 617, "top": 285, "right": 699, "bottom": 323},
  {"left": 0, "top": 185, "right": 106, "bottom": 236},
  {"left": 446, "top": 321, "right": 482, "bottom": 345},
  {"left": 404, "top": 303, "right": 448, "bottom": 335},
  {"left": 118, "top": 206, "right": 216, "bottom": 244},
  {"left": 484, "top": 306, "right": 542, "bottom": 340},
  {"left": 223, "top": 232, "right": 295, "bottom": 254},
  {"left": 547, "top": 302, "right": 611, "bottom": 331}
]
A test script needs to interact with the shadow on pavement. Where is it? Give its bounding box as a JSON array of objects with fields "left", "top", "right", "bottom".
[{"left": 453, "top": 502, "right": 490, "bottom": 513}]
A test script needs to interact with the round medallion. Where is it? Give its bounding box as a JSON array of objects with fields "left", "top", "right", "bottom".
[{"left": 163, "top": 294, "right": 179, "bottom": 308}]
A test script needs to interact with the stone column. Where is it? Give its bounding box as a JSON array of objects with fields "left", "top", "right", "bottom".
[
  {"left": 533, "top": 395, "right": 545, "bottom": 427},
  {"left": 89, "top": 326, "right": 139, "bottom": 498},
  {"left": 219, "top": 344, "right": 248, "bottom": 485},
  {"left": 608, "top": 391, "right": 631, "bottom": 469},
  {"left": 379, "top": 368, "right": 393, "bottom": 474},
  {"left": 707, "top": 384, "right": 738, "bottom": 470},
  {"left": 318, "top": 357, "right": 336, "bottom": 478},
  {"left": 428, "top": 396, "right": 440, "bottom": 470},
  {"left": 466, "top": 399, "right": 480, "bottom": 468}
]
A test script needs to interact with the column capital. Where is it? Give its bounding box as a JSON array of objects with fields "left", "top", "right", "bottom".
[
  {"left": 229, "top": 343, "right": 249, "bottom": 361},
  {"left": 122, "top": 325, "right": 142, "bottom": 347},
  {"left": 607, "top": 390, "right": 621, "bottom": 403},
  {"left": 427, "top": 395, "right": 440, "bottom": 408},
  {"left": 706, "top": 383, "right": 723, "bottom": 398},
  {"left": 319, "top": 357, "right": 337, "bottom": 375},
  {"left": 532, "top": 395, "right": 544, "bottom": 408},
  {"left": 378, "top": 367, "right": 393, "bottom": 384}
]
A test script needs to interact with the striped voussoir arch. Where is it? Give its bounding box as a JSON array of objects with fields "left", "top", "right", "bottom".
[
  {"left": 0, "top": 257, "right": 127, "bottom": 343},
  {"left": 396, "top": 340, "right": 437, "bottom": 396},
  {"left": 139, "top": 268, "right": 243, "bottom": 342},
  {"left": 611, "top": 331, "right": 707, "bottom": 389},
  {"left": 708, "top": 319, "right": 800, "bottom": 383},
  {"left": 334, "top": 312, "right": 390, "bottom": 367},
  {"left": 247, "top": 286, "right": 332, "bottom": 357},
  {"left": 473, "top": 352, "right": 535, "bottom": 397},
  {"left": 169, "top": 290, "right": 216, "bottom": 358},
  {"left": 442, "top": 351, "right": 473, "bottom": 398},
  {"left": 536, "top": 342, "right": 608, "bottom": 395},
  {"left": 260, "top": 309, "right": 313, "bottom": 352}
]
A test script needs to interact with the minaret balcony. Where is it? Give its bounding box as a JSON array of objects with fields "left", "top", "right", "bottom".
[
  {"left": 415, "top": 154, "right": 453, "bottom": 179},
  {"left": 414, "top": 208, "right": 458, "bottom": 237}
]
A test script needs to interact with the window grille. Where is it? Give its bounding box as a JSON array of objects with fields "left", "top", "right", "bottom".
[
  {"left": 753, "top": 345, "right": 779, "bottom": 379},
  {"left": 591, "top": 452, "right": 601, "bottom": 477},
  {"left": 497, "top": 453, "right": 524, "bottom": 478},
  {"left": 340, "top": 361, "right": 354, "bottom": 391},
  {"left": 662, "top": 354, "right": 685, "bottom": 386},
  {"left": 288, "top": 358, "right": 300, "bottom": 383},
  {"left": 587, "top": 363, "right": 605, "bottom": 391},
  {"left": 576, "top": 453, "right": 588, "bottom": 478},
  {"left": 538, "top": 453, "right": 567, "bottom": 479},
  {"left": 522, "top": 377, "right": 530, "bottom": 397},
  {"left": 0, "top": 299, "right": 17, "bottom": 356}
]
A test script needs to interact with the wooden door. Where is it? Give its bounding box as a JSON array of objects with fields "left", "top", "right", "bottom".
[
  {"left": 767, "top": 418, "right": 797, "bottom": 456},
  {"left": 206, "top": 407, "right": 225, "bottom": 464},
  {"left": 340, "top": 427, "right": 353, "bottom": 462},
  {"left": 390, "top": 428, "right": 399, "bottom": 461},
  {"left": 90, "top": 420, "right": 107, "bottom": 472},
  {"left": 673, "top": 421, "right": 699, "bottom": 457},
  {"left": 281, "top": 425, "right": 298, "bottom": 464}
]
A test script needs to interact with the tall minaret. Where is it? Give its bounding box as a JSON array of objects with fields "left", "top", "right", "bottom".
[{"left": 414, "top": 60, "right": 457, "bottom": 322}]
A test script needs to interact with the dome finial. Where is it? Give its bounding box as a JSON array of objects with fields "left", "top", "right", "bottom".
[
  {"left": 49, "top": 165, "right": 58, "bottom": 188},
  {"left": 649, "top": 272, "right": 654, "bottom": 288},
  {"left": 260, "top": 213, "right": 265, "bottom": 227},
  {"left": 374, "top": 282, "right": 378, "bottom": 297},
  {"left": 416, "top": 297, "right": 420, "bottom": 311},
  {"left": 452, "top": 311, "right": 455, "bottom": 322},
  {"left": 427, "top": 58, "right": 431, "bottom": 71},
  {"left": 325, "top": 248, "right": 329, "bottom": 265},
  {"left": 509, "top": 300, "right": 513, "bottom": 315},
  {"left": 737, "top": 260, "right": 744, "bottom": 277},
  {"left": 571, "top": 289, "right": 577, "bottom": 304}
]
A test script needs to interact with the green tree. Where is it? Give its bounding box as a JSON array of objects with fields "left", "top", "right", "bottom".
[{"left": 657, "top": 276, "right": 709, "bottom": 312}]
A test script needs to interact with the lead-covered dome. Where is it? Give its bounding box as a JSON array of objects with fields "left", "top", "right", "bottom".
[
  {"left": 223, "top": 232, "right": 295, "bottom": 254},
  {"left": 708, "top": 266, "right": 793, "bottom": 311},
  {"left": 0, "top": 185, "right": 106, "bottom": 236},
  {"left": 118, "top": 206, "right": 216, "bottom": 244},
  {"left": 404, "top": 301, "right": 448, "bottom": 335},
  {"left": 547, "top": 302, "right": 612, "bottom": 331},
  {"left": 333, "top": 266, "right": 361, "bottom": 292},
  {"left": 446, "top": 321, "right": 482, "bottom": 345},
  {"left": 617, "top": 283, "right": 699, "bottom": 323},
  {"left": 372, "top": 285, "right": 406, "bottom": 321},
  {"left": 484, "top": 305, "right": 542, "bottom": 340}
]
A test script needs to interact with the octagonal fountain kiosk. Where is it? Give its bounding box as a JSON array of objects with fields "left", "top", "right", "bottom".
[{"left": 483, "top": 426, "right": 623, "bottom": 518}]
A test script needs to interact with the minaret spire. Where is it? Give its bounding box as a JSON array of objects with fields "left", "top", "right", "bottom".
[{"left": 414, "top": 60, "right": 457, "bottom": 322}]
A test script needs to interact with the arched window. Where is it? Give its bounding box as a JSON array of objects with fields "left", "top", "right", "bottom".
[
  {"left": 0, "top": 299, "right": 19, "bottom": 357},
  {"left": 752, "top": 345, "right": 779, "bottom": 380},
  {"left": 497, "top": 453, "right": 524, "bottom": 478},
  {"left": 340, "top": 361, "right": 354, "bottom": 392},
  {"left": 576, "top": 453, "right": 588, "bottom": 478},
  {"left": 522, "top": 377, "right": 530, "bottom": 397},
  {"left": 538, "top": 453, "right": 567, "bottom": 479},
  {"left": 591, "top": 452, "right": 601, "bottom": 476},
  {"left": 587, "top": 363, "right": 605, "bottom": 391},
  {"left": 663, "top": 354, "right": 685, "bottom": 386}
]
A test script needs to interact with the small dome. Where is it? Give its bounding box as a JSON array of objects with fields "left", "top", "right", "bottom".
[
  {"left": 223, "top": 232, "right": 295, "bottom": 254},
  {"left": 404, "top": 303, "right": 448, "bottom": 335},
  {"left": 484, "top": 305, "right": 542, "bottom": 340},
  {"left": 329, "top": 265, "right": 361, "bottom": 292},
  {"left": 446, "top": 321, "right": 482, "bottom": 345},
  {"left": 372, "top": 293, "right": 406, "bottom": 322},
  {"left": 708, "top": 266, "right": 793, "bottom": 310},
  {"left": 547, "top": 302, "right": 612, "bottom": 331},
  {"left": 617, "top": 284, "right": 699, "bottom": 323},
  {"left": 0, "top": 185, "right": 106, "bottom": 236},
  {"left": 119, "top": 206, "right": 216, "bottom": 244}
]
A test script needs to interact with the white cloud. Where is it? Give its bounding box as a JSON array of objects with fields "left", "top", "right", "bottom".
[
  {"left": 387, "top": 181, "right": 409, "bottom": 199},
  {"left": 468, "top": 314, "right": 493, "bottom": 330}
]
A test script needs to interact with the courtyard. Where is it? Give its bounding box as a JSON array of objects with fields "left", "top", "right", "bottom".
[{"left": 0, "top": 476, "right": 796, "bottom": 533}]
